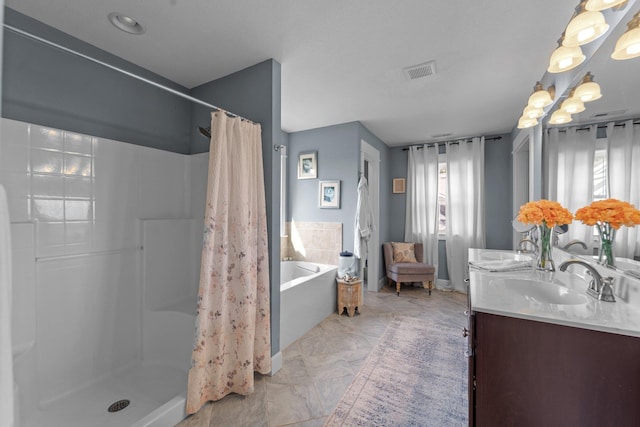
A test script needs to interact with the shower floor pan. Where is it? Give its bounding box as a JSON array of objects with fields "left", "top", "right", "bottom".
[{"left": 23, "top": 361, "right": 188, "bottom": 427}]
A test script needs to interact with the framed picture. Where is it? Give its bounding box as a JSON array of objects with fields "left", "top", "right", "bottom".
[
  {"left": 393, "top": 178, "right": 406, "bottom": 194},
  {"left": 319, "top": 180, "right": 341, "bottom": 209},
  {"left": 297, "top": 151, "right": 317, "bottom": 179}
]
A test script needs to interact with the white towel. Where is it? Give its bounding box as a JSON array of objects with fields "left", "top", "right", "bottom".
[
  {"left": 469, "top": 259, "right": 533, "bottom": 272},
  {"left": 0, "top": 184, "right": 14, "bottom": 427}
]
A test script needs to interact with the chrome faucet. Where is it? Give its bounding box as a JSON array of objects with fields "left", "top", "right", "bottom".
[
  {"left": 563, "top": 240, "right": 588, "bottom": 251},
  {"left": 517, "top": 238, "right": 538, "bottom": 255},
  {"left": 558, "top": 259, "right": 616, "bottom": 302}
]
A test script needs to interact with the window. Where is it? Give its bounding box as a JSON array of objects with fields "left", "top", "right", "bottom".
[{"left": 438, "top": 157, "right": 447, "bottom": 235}]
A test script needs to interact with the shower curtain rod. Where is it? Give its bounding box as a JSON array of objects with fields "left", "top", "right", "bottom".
[
  {"left": 2, "top": 23, "right": 256, "bottom": 125},
  {"left": 401, "top": 135, "right": 501, "bottom": 151}
]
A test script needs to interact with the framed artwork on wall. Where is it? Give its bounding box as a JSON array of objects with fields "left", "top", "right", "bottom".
[
  {"left": 393, "top": 178, "right": 406, "bottom": 194},
  {"left": 297, "top": 151, "right": 318, "bottom": 179},
  {"left": 319, "top": 180, "right": 341, "bottom": 209}
]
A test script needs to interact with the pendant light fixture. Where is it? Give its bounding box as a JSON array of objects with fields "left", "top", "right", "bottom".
[
  {"left": 548, "top": 38, "right": 586, "bottom": 73},
  {"left": 527, "top": 82, "right": 555, "bottom": 109},
  {"left": 563, "top": 0, "right": 610, "bottom": 47},
  {"left": 573, "top": 72, "right": 603, "bottom": 102},
  {"left": 611, "top": 11, "right": 640, "bottom": 60},
  {"left": 523, "top": 105, "right": 545, "bottom": 119},
  {"left": 560, "top": 96, "right": 586, "bottom": 114},
  {"left": 518, "top": 116, "right": 539, "bottom": 129},
  {"left": 585, "top": 0, "right": 629, "bottom": 11},
  {"left": 549, "top": 109, "right": 573, "bottom": 125}
]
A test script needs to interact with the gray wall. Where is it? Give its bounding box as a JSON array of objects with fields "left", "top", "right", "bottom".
[
  {"left": 485, "top": 135, "right": 514, "bottom": 250},
  {"left": 2, "top": 8, "right": 192, "bottom": 154},
  {"left": 288, "top": 122, "right": 360, "bottom": 247},
  {"left": 287, "top": 121, "right": 391, "bottom": 283},
  {"left": 190, "top": 59, "right": 282, "bottom": 356},
  {"left": 388, "top": 134, "right": 513, "bottom": 280}
]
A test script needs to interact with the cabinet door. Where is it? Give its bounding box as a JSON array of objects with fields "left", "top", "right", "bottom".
[{"left": 474, "top": 312, "right": 640, "bottom": 427}]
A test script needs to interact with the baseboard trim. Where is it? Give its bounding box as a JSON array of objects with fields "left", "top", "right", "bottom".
[
  {"left": 270, "top": 351, "right": 283, "bottom": 376},
  {"left": 436, "top": 279, "right": 451, "bottom": 289}
]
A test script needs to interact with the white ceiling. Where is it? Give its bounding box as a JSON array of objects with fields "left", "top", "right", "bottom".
[{"left": 5, "top": 0, "right": 640, "bottom": 146}]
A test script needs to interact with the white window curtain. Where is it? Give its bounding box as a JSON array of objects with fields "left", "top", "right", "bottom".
[
  {"left": 546, "top": 126, "right": 596, "bottom": 248},
  {"left": 404, "top": 145, "right": 439, "bottom": 279},
  {"left": 606, "top": 120, "right": 640, "bottom": 258},
  {"left": 445, "top": 137, "right": 485, "bottom": 292}
]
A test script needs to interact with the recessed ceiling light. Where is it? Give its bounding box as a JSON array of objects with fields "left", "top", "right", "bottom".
[{"left": 108, "top": 12, "right": 145, "bottom": 35}]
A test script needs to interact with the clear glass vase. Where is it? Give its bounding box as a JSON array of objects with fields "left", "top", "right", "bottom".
[
  {"left": 536, "top": 224, "right": 555, "bottom": 272},
  {"left": 597, "top": 223, "right": 616, "bottom": 268}
]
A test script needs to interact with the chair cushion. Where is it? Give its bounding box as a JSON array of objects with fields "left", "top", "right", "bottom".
[
  {"left": 391, "top": 242, "right": 417, "bottom": 263},
  {"left": 388, "top": 262, "right": 435, "bottom": 275}
]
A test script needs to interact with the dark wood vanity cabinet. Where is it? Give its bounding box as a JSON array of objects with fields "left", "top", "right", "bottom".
[{"left": 468, "top": 312, "right": 640, "bottom": 427}]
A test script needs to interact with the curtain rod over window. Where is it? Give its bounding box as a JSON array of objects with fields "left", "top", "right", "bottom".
[
  {"left": 2, "top": 23, "right": 257, "bottom": 125},
  {"left": 554, "top": 118, "right": 640, "bottom": 132},
  {"left": 401, "top": 135, "right": 501, "bottom": 151}
]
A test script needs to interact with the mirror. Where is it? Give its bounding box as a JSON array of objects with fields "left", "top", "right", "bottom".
[
  {"left": 538, "top": 4, "right": 640, "bottom": 277},
  {"left": 548, "top": 6, "right": 640, "bottom": 128}
]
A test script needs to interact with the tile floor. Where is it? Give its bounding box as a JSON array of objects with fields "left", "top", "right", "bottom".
[{"left": 177, "top": 286, "right": 468, "bottom": 427}]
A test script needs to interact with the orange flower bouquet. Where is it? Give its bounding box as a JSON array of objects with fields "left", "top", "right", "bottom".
[
  {"left": 517, "top": 200, "right": 574, "bottom": 271},
  {"left": 575, "top": 199, "right": 640, "bottom": 268}
]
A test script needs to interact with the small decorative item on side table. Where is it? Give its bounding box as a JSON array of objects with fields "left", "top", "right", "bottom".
[
  {"left": 517, "top": 200, "right": 574, "bottom": 272},
  {"left": 337, "top": 275, "right": 362, "bottom": 317},
  {"left": 575, "top": 198, "right": 640, "bottom": 268}
]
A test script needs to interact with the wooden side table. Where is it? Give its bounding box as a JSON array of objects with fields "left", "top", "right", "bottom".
[{"left": 337, "top": 278, "right": 362, "bottom": 317}]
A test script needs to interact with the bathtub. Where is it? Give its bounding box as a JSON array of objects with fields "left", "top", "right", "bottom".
[{"left": 280, "top": 261, "right": 338, "bottom": 350}]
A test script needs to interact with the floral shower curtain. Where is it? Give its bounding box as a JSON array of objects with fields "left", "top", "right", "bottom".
[{"left": 186, "top": 111, "right": 271, "bottom": 415}]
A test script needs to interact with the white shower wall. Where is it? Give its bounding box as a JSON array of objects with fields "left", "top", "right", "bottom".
[{"left": 0, "top": 117, "right": 203, "bottom": 420}]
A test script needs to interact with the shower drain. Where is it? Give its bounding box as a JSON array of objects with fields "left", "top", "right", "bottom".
[{"left": 108, "top": 399, "right": 130, "bottom": 413}]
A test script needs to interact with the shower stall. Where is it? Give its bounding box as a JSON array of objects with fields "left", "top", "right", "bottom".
[{"left": 3, "top": 118, "right": 211, "bottom": 426}]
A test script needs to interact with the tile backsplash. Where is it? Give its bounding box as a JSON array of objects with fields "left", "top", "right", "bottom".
[{"left": 282, "top": 221, "right": 342, "bottom": 265}]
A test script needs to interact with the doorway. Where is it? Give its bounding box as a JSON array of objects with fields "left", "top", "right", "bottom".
[{"left": 360, "top": 140, "right": 381, "bottom": 291}]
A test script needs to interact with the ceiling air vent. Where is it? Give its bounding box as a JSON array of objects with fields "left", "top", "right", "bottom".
[{"left": 403, "top": 61, "right": 437, "bottom": 81}]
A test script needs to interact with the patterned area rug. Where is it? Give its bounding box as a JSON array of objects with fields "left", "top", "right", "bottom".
[{"left": 324, "top": 316, "right": 468, "bottom": 426}]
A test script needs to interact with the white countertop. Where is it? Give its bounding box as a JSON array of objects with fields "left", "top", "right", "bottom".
[{"left": 469, "top": 248, "right": 640, "bottom": 338}]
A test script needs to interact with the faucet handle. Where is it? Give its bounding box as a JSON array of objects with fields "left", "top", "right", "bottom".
[
  {"left": 584, "top": 270, "right": 598, "bottom": 291},
  {"left": 599, "top": 277, "right": 616, "bottom": 302}
]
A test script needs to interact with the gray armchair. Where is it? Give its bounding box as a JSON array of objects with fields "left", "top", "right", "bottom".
[{"left": 383, "top": 242, "right": 436, "bottom": 296}]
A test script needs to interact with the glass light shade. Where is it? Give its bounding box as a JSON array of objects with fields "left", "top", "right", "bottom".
[
  {"left": 585, "top": 0, "right": 628, "bottom": 11},
  {"left": 574, "top": 81, "right": 602, "bottom": 102},
  {"left": 528, "top": 89, "right": 553, "bottom": 108},
  {"left": 611, "top": 26, "right": 640, "bottom": 60},
  {"left": 549, "top": 110, "right": 573, "bottom": 125},
  {"left": 523, "top": 105, "right": 544, "bottom": 119},
  {"left": 560, "top": 97, "right": 586, "bottom": 114},
  {"left": 548, "top": 45, "right": 586, "bottom": 73},
  {"left": 563, "top": 10, "right": 609, "bottom": 47},
  {"left": 518, "top": 116, "right": 538, "bottom": 129}
]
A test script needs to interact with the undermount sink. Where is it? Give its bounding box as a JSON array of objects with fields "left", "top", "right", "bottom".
[
  {"left": 490, "top": 278, "right": 589, "bottom": 306},
  {"left": 480, "top": 251, "right": 534, "bottom": 262}
]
